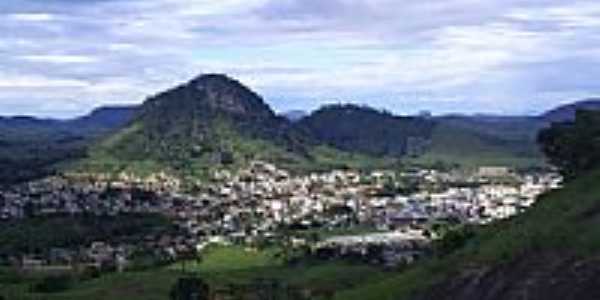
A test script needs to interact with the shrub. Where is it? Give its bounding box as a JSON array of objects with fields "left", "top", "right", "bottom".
[
  {"left": 33, "top": 274, "right": 74, "bottom": 293},
  {"left": 170, "top": 276, "right": 210, "bottom": 300}
]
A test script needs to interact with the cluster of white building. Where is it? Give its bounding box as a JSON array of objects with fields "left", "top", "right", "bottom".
[{"left": 0, "top": 161, "right": 562, "bottom": 268}]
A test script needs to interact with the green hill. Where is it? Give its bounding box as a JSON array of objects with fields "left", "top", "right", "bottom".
[
  {"left": 76, "top": 75, "right": 397, "bottom": 179},
  {"left": 296, "top": 104, "right": 434, "bottom": 158},
  {"left": 411, "top": 116, "right": 546, "bottom": 169},
  {"left": 295, "top": 105, "right": 547, "bottom": 169},
  {"left": 0, "top": 107, "right": 135, "bottom": 185},
  {"left": 77, "top": 74, "right": 305, "bottom": 178}
]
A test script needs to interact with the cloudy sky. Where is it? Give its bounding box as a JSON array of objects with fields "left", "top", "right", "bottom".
[{"left": 1, "top": 0, "right": 599, "bottom": 118}]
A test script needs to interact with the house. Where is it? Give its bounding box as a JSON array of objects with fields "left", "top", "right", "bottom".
[
  {"left": 21, "top": 256, "right": 44, "bottom": 270},
  {"left": 478, "top": 166, "right": 510, "bottom": 178}
]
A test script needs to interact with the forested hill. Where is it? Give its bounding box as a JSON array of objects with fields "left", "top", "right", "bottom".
[
  {"left": 414, "top": 115, "right": 546, "bottom": 168},
  {"left": 3, "top": 76, "right": 599, "bottom": 184},
  {"left": 0, "top": 106, "right": 136, "bottom": 185},
  {"left": 296, "top": 104, "right": 435, "bottom": 158},
  {"left": 78, "top": 74, "right": 317, "bottom": 177}
]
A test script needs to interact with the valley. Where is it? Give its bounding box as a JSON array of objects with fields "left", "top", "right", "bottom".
[
  {"left": 0, "top": 74, "right": 598, "bottom": 300},
  {"left": 3, "top": 0, "right": 600, "bottom": 298}
]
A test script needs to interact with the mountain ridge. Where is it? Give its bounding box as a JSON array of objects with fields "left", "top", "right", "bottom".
[
  {"left": 78, "top": 74, "right": 322, "bottom": 178},
  {"left": 1, "top": 74, "right": 597, "bottom": 182}
]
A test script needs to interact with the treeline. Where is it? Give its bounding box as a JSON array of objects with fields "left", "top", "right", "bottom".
[
  {"left": 0, "top": 214, "right": 171, "bottom": 259},
  {"left": 0, "top": 135, "right": 87, "bottom": 186},
  {"left": 538, "top": 110, "right": 600, "bottom": 178}
]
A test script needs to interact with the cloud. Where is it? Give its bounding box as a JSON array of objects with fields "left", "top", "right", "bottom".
[
  {"left": 18, "top": 55, "right": 99, "bottom": 64},
  {"left": 0, "top": 0, "right": 599, "bottom": 117},
  {"left": 8, "top": 13, "right": 55, "bottom": 22},
  {"left": 0, "top": 74, "right": 90, "bottom": 88}
]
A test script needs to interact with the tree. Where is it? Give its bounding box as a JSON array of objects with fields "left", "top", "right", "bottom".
[
  {"left": 33, "top": 274, "right": 73, "bottom": 293},
  {"left": 538, "top": 110, "right": 600, "bottom": 178},
  {"left": 170, "top": 276, "right": 210, "bottom": 300}
]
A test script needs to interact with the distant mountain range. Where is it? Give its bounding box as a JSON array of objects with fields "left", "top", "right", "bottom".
[
  {"left": 0, "top": 105, "right": 136, "bottom": 138},
  {"left": 1, "top": 74, "right": 599, "bottom": 183}
]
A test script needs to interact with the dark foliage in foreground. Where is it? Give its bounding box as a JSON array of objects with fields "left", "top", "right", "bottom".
[
  {"left": 0, "top": 214, "right": 171, "bottom": 258},
  {"left": 538, "top": 110, "right": 600, "bottom": 178}
]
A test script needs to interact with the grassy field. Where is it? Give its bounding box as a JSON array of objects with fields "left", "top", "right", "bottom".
[
  {"left": 171, "top": 246, "right": 389, "bottom": 296},
  {"left": 1, "top": 246, "right": 387, "bottom": 300},
  {"left": 0, "top": 268, "right": 179, "bottom": 300}
]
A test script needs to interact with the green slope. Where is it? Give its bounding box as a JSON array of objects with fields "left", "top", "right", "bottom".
[
  {"left": 76, "top": 119, "right": 397, "bottom": 181},
  {"left": 411, "top": 120, "right": 545, "bottom": 169},
  {"left": 1, "top": 246, "right": 387, "bottom": 300},
  {"left": 335, "top": 169, "right": 600, "bottom": 300},
  {"left": 74, "top": 119, "right": 303, "bottom": 178}
]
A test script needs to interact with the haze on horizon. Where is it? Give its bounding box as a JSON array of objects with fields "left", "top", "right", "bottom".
[{"left": 1, "top": 0, "right": 599, "bottom": 118}]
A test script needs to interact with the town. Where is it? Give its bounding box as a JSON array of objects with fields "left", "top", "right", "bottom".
[{"left": 0, "top": 162, "right": 562, "bottom": 272}]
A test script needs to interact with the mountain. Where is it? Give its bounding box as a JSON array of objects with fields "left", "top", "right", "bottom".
[
  {"left": 80, "top": 74, "right": 322, "bottom": 177},
  {"left": 0, "top": 105, "right": 136, "bottom": 185},
  {"left": 294, "top": 104, "right": 545, "bottom": 169},
  {"left": 79, "top": 75, "right": 407, "bottom": 178},
  {"left": 413, "top": 115, "right": 546, "bottom": 168},
  {"left": 296, "top": 104, "right": 435, "bottom": 158},
  {"left": 541, "top": 99, "right": 600, "bottom": 123},
  {"left": 0, "top": 105, "right": 136, "bottom": 137},
  {"left": 282, "top": 110, "right": 308, "bottom": 122},
  {"left": 8, "top": 88, "right": 598, "bottom": 182},
  {"left": 419, "top": 99, "right": 600, "bottom": 168},
  {"left": 135, "top": 74, "right": 294, "bottom": 144}
]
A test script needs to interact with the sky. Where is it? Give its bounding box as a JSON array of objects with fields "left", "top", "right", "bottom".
[{"left": 1, "top": 0, "right": 600, "bottom": 118}]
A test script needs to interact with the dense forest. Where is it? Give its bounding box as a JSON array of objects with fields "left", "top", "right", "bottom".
[
  {"left": 538, "top": 109, "right": 600, "bottom": 178},
  {"left": 0, "top": 214, "right": 171, "bottom": 260},
  {"left": 297, "top": 104, "right": 435, "bottom": 158}
]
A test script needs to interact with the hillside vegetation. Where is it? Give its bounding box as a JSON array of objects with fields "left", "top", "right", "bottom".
[
  {"left": 0, "top": 246, "right": 387, "bottom": 300},
  {"left": 538, "top": 109, "right": 600, "bottom": 178},
  {"left": 335, "top": 167, "right": 600, "bottom": 300},
  {"left": 412, "top": 118, "right": 545, "bottom": 169},
  {"left": 0, "top": 107, "right": 135, "bottom": 185},
  {"left": 77, "top": 76, "right": 399, "bottom": 179},
  {"left": 297, "top": 104, "right": 434, "bottom": 158},
  {"left": 335, "top": 110, "right": 600, "bottom": 300}
]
